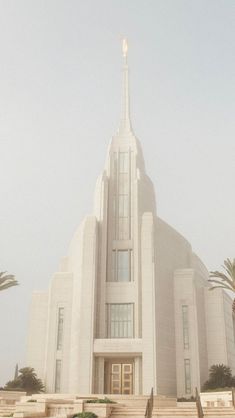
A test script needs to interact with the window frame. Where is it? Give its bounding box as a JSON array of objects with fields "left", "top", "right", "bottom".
[
  {"left": 119, "top": 152, "right": 129, "bottom": 173},
  {"left": 56, "top": 307, "right": 65, "bottom": 351},
  {"left": 55, "top": 359, "right": 62, "bottom": 393},
  {"left": 184, "top": 359, "right": 191, "bottom": 394},
  {"left": 110, "top": 250, "right": 132, "bottom": 282},
  {"left": 182, "top": 305, "right": 190, "bottom": 350},
  {"left": 106, "top": 303, "right": 134, "bottom": 338}
]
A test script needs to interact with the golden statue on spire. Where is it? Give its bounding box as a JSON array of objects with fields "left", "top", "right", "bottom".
[{"left": 122, "top": 38, "right": 128, "bottom": 58}]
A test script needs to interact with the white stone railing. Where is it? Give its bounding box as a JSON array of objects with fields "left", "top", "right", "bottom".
[
  {"left": 0, "top": 390, "right": 26, "bottom": 405},
  {"left": 200, "top": 391, "right": 234, "bottom": 408},
  {"left": 13, "top": 397, "right": 114, "bottom": 418}
]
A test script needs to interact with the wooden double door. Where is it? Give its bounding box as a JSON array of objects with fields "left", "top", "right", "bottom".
[{"left": 110, "top": 363, "right": 133, "bottom": 394}]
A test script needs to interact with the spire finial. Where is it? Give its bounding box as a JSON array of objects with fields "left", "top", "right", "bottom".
[
  {"left": 122, "top": 38, "right": 128, "bottom": 60},
  {"left": 118, "top": 38, "right": 132, "bottom": 134}
]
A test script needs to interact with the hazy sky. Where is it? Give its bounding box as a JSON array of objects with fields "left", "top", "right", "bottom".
[{"left": 0, "top": 0, "right": 234, "bottom": 386}]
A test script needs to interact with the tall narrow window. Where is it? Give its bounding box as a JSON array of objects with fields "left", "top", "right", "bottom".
[
  {"left": 182, "top": 305, "right": 189, "bottom": 349},
  {"left": 184, "top": 359, "right": 191, "bottom": 394},
  {"left": 118, "top": 217, "right": 129, "bottom": 240},
  {"left": 119, "top": 152, "right": 128, "bottom": 173},
  {"left": 110, "top": 250, "right": 131, "bottom": 282},
  {"left": 57, "top": 307, "right": 64, "bottom": 350},
  {"left": 233, "top": 315, "right": 235, "bottom": 344},
  {"left": 119, "top": 195, "right": 129, "bottom": 217},
  {"left": 55, "top": 359, "right": 62, "bottom": 393},
  {"left": 118, "top": 152, "right": 130, "bottom": 240},
  {"left": 119, "top": 173, "right": 129, "bottom": 194},
  {"left": 111, "top": 250, "right": 116, "bottom": 282},
  {"left": 112, "top": 152, "right": 117, "bottom": 177},
  {"left": 106, "top": 303, "right": 134, "bottom": 338},
  {"left": 117, "top": 251, "right": 129, "bottom": 281}
]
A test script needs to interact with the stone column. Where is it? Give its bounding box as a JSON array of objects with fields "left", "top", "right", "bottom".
[{"left": 141, "top": 213, "right": 157, "bottom": 394}]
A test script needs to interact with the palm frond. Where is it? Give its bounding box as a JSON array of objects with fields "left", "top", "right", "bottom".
[
  {"left": 0, "top": 272, "right": 18, "bottom": 292},
  {"left": 208, "top": 278, "right": 233, "bottom": 290},
  {"left": 223, "top": 258, "right": 235, "bottom": 280},
  {"left": 209, "top": 271, "right": 235, "bottom": 290},
  {"left": 208, "top": 285, "right": 232, "bottom": 291},
  {"left": 209, "top": 259, "right": 235, "bottom": 316},
  {"left": 0, "top": 275, "right": 16, "bottom": 286},
  {"left": 210, "top": 270, "right": 232, "bottom": 281},
  {"left": 0, "top": 281, "right": 18, "bottom": 291},
  {"left": 222, "top": 264, "right": 234, "bottom": 281},
  {"left": 208, "top": 278, "right": 233, "bottom": 288}
]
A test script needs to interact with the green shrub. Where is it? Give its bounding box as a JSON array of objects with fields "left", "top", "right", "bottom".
[
  {"left": 72, "top": 413, "right": 97, "bottom": 418},
  {"left": 86, "top": 397, "right": 115, "bottom": 404},
  {"left": 202, "top": 387, "right": 234, "bottom": 392},
  {"left": 177, "top": 396, "right": 196, "bottom": 402}
]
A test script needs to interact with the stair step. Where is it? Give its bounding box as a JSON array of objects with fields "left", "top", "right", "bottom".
[{"left": 110, "top": 405, "right": 235, "bottom": 418}]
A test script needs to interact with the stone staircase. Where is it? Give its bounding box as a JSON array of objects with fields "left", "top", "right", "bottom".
[
  {"left": 203, "top": 408, "right": 235, "bottom": 418},
  {"left": 111, "top": 405, "right": 196, "bottom": 418},
  {"left": 0, "top": 405, "right": 16, "bottom": 417},
  {"left": 110, "top": 404, "right": 235, "bottom": 418},
  {"left": 1, "top": 394, "right": 233, "bottom": 418}
]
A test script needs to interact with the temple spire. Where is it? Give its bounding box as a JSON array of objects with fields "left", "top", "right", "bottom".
[{"left": 118, "top": 38, "right": 132, "bottom": 134}]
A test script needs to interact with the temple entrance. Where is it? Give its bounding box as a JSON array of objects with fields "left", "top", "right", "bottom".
[
  {"left": 111, "top": 363, "right": 133, "bottom": 394},
  {"left": 104, "top": 360, "right": 133, "bottom": 394}
]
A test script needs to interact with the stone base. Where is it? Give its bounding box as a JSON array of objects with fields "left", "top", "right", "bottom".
[{"left": 10, "top": 394, "right": 235, "bottom": 418}]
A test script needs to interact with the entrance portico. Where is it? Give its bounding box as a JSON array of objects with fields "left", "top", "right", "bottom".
[
  {"left": 94, "top": 356, "right": 142, "bottom": 395},
  {"left": 105, "top": 360, "right": 133, "bottom": 394}
]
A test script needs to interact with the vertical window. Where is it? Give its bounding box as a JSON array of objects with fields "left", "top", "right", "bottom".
[
  {"left": 55, "top": 360, "right": 62, "bottom": 393},
  {"left": 106, "top": 304, "right": 134, "bottom": 338},
  {"left": 110, "top": 250, "right": 131, "bottom": 282},
  {"left": 184, "top": 359, "right": 191, "bottom": 394},
  {"left": 111, "top": 250, "right": 116, "bottom": 282},
  {"left": 119, "top": 173, "right": 129, "bottom": 194},
  {"left": 117, "top": 251, "right": 129, "bottom": 282},
  {"left": 118, "top": 218, "right": 129, "bottom": 240},
  {"left": 113, "top": 196, "right": 116, "bottom": 217},
  {"left": 232, "top": 313, "right": 235, "bottom": 345},
  {"left": 112, "top": 152, "right": 117, "bottom": 177},
  {"left": 117, "top": 153, "right": 130, "bottom": 240},
  {"left": 182, "top": 305, "right": 189, "bottom": 349},
  {"left": 119, "top": 195, "right": 129, "bottom": 217},
  {"left": 119, "top": 152, "right": 128, "bottom": 173},
  {"left": 57, "top": 307, "right": 64, "bottom": 350}
]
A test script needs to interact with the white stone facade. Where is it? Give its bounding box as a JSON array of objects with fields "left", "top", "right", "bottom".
[{"left": 27, "top": 46, "right": 235, "bottom": 398}]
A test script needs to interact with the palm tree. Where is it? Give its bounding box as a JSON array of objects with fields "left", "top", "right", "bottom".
[
  {"left": 4, "top": 367, "right": 44, "bottom": 395},
  {"left": 209, "top": 258, "right": 235, "bottom": 313},
  {"left": 0, "top": 271, "right": 18, "bottom": 292},
  {"left": 202, "top": 364, "right": 235, "bottom": 390}
]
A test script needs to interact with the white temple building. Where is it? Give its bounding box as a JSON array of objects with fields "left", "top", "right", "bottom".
[{"left": 27, "top": 41, "right": 235, "bottom": 398}]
